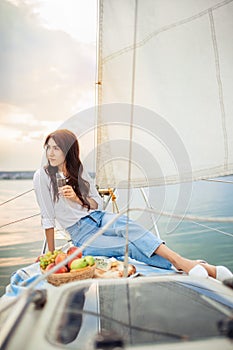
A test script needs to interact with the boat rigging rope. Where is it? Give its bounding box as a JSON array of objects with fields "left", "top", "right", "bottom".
[
  {"left": 0, "top": 188, "right": 41, "bottom": 229},
  {"left": 0, "top": 189, "right": 34, "bottom": 206},
  {"left": 0, "top": 213, "right": 40, "bottom": 229},
  {"left": 203, "top": 178, "right": 233, "bottom": 184},
  {"left": 155, "top": 208, "right": 233, "bottom": 224},
  {"left": 191, "top": 221, "right": 233, "bottom": 238},
  {"left": 0, "top": 204, "right": 232, "bottom": 315},
  {"left": 1, "top": 185, "right": 233, "bottom": 231},
  {"left": 124, "top": 0, "right": 139, "bottom": 278}
]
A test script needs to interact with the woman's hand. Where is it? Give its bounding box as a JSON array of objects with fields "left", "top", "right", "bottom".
[
  {"left": 60, "top": 185, "right": 81, "bottom": 203},
  {"left": 60, "top": 185, "right": 98, "bottom": 209}
]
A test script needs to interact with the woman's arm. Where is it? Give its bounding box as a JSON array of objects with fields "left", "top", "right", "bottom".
[
  {"left": 45, "top": 228, "right": 55, "bottom": 252},
  {"left": 86, "top": 196, "right": 98, "bottom": 209},
  {"left": 33, "top": 169, "right": 56, "bottom": 252}
]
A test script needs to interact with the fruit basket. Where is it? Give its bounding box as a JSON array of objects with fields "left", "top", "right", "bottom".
[
  {"left": 41, "top": 263, "right": 96, "bottom": 286},
  {"left": 39, "top": 248, "right": 96, "bottom": 286}
]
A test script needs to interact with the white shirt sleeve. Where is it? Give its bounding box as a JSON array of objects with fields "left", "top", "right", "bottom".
[{"left": 33, "top": 168, "right": 56, "bottom": 229}]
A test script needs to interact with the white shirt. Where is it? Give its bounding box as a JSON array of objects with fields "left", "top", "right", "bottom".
[{"left": 33, "top": 168, "right": 103, "bottom": 230}]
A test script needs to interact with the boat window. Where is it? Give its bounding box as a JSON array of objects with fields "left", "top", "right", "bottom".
[
  {"left": 46, "top": 283, "right": 100, "bottom": 347},
  {"left": 46, "top": 280, "right": 233, "bottom": 348}
]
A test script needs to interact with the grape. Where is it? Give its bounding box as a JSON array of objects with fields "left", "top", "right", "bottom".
[{"left": 39, "top": 249, "right": 63, "bottom": 269}]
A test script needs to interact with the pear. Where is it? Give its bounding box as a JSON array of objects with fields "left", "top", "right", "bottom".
[
  {"left": 70, "top": 258, "right": 88, "bottom": 270},
  {"left": 84, "top": 256, "right": 95, "bottom": 266}
]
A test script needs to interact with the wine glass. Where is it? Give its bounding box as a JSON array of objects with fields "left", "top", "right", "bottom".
[{"left": 56, "top": 173, "right": 66, "bottom": 188}]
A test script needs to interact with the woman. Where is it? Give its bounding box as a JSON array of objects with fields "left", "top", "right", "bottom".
[{"left": 33, "top": 129, "right": 232, "bottom": 281}]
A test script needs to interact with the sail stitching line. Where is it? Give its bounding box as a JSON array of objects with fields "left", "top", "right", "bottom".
[
  {"left": 102, "top": 0, "right": 233, "bottom": 64},
  {"left": 208, "top": 9, "right": 229, "bottom": 171}
]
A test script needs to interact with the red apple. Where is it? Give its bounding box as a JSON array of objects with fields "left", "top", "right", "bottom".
[
  {"left": 67, "top": 246, "right": 82, "bottom": 259},
  {"left": 67, "top": 247, "right": 82, "bottom": 270},
  {"left": 55, "top": 252, "right": 67, "bottom": 265},
  {"left": 45, "top": 263, "right": 55, "bottom": 271},
  {"left": 67, "top": 257, "right": 77, "bottom": 270},
  {"left": 54, "top": 266, "right": 68, "bottom": 274}
]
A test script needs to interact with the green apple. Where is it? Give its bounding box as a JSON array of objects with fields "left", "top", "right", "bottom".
[
  {"left": 70, "top": 258, "right": 88, "bottom": 270},
  {"left": 84, "top": 256, "right": 95, "bottom": 266}
]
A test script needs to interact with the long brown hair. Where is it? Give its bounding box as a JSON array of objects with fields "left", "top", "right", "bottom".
[{"left": 44, "top": 129, "right": 91, "bottom": 209}]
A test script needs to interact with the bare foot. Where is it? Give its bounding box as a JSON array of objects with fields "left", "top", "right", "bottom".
[
  {"left": 154, "top": 244, "right": 217, "bottom": 278},
  {"left": 173, "top": 258, "right": 216, "bottom": 278},
  {"left": 172, "top": 257, "right": 199, "bottom": 274}
]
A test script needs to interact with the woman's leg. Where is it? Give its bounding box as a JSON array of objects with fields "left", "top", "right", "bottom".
[
  {"left": 101, "top": 213, "right": 218, "bottom": 276},
  {"left": 67, "top": 212, "right": 172, "bottom": 269},
  {"left": 101, "top": 213, "right": 173, "bottom": 268},
  {"left": 154, "top": 244, "right": 217, "bottom": 277},
  {"left": 112, "top": 214, "right": 218, "bottom": 277},
  {"left": 67, "top": 212, "right": 225, "bottom": 278}
]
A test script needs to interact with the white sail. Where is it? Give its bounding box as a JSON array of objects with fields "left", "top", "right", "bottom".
[{"left": 96, "top": 0, "right": 233, "bottom": 188}]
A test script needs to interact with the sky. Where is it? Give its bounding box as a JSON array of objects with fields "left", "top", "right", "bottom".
[{"left": 0, "top": 0, "right": 97, "bottom": 171}]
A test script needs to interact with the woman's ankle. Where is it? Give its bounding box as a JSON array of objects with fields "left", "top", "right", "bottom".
[
  {"left": 199, "top": 263, "right": 216, "bottom": 278},
  {"left": 172, "top": 257, "right": 200, "bottom": 274}
]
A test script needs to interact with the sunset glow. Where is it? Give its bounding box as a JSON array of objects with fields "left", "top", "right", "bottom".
[{"left": 0, "top": 0, "right": 97, "bottom": 170}]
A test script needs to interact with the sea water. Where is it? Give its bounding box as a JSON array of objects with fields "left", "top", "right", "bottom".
[
  {"left": 105, "top": 176, "right": 233, "bottom": 272},
  {"left": 0, "top": 179, "right": 44, "bottom": 296},
  {"left": 0, "top": 177, "right": 233, "bottom": 296}
]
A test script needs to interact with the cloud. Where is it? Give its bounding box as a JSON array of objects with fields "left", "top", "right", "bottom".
[
  {"left": 0, "top": 0, "right": 96, "bottom": 122},
  {"left": 0, "top": 0, "right": 97, "bottom": 170},
  {"left": 0, "top": 102, "right": 61, "bottom": 140}
]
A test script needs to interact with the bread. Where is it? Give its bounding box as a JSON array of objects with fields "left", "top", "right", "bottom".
[{"left": 94, "top": 260, "right": 136, "bottom": 279}]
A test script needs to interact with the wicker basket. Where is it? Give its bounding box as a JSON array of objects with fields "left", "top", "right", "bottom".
[{"left": 41, "top": 264, "right": 96, "bottom": 286}]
